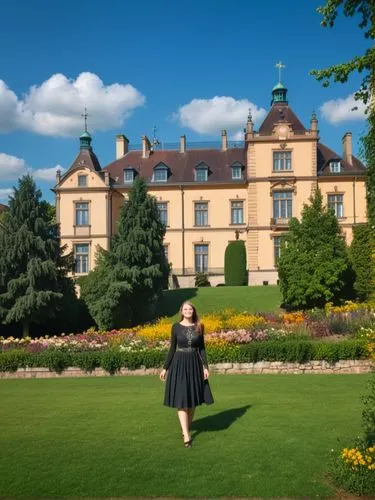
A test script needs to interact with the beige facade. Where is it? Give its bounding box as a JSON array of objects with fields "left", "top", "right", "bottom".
[{"left": 54, "top": 84, "right": 367, "bottom": 286}]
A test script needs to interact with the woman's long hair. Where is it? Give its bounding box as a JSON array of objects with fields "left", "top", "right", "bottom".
[{"left": 179, "top": 301, "right": 203, "bottom": 334}]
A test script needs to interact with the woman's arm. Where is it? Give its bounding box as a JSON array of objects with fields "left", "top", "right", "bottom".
[
  {"left": 163, "top": 325, "right": 177, "bottom": 370},
  {"left": 199, "top": 326, "right": 209, "bottom": 369}
]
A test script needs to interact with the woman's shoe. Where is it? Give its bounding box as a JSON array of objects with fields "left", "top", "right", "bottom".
[{"left": 183, "top": 439, "right": 192, "bottom": 448}]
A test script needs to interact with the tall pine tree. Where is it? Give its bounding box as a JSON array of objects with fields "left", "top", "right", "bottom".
[
  {"left": 0, "top": 175, "right": 73, "bottom": 336},
  {"left": 278, "top": 188, "right": 351, "bottom": 309},
  {"left": 80, "top": 176, "right": 169, "bottom": 328}
]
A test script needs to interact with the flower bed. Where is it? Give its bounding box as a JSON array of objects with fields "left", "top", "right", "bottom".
[{"left": 0, "top": 303, "right": 374, "bottom": 374}]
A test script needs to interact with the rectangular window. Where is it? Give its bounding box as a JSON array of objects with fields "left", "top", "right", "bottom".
[
  {"left": 75, "top": 202, "right": 89, "bottom": 226},
  {"left": 157, "top": 202, "right": 168, "bottom": 226},
  {"left": 195, "top": 244, "right": 208, "bottom": 273},
  {"left": 74, "top": 244, "right": 89, "bottom": 273},
  {"left": 124, "top": 169, "right": 134, "bottom": 183},
  {"left": 78, "top": 175, "right": 87, "bottom": 187},
  {"left": 273, "top": 191, "right": 292, "bottom": 219},
  {"left": 232, "top": 166, "right": 242, "bottom": 180},
  {"left": 231, "top": 201, "right": 244, "bottom": 224},
  {"left": 327, "top": 194, "right": 344, "bottom": 218},
  {"left": 330, "top": 161, "right": 341, "bottom": 173},
  {"left": 273, "top": 236, "right": 282, "bottom": 265},
  {"left": 195, "top": 168, "right": 208, "bottom": 182},
  {"left": 153, "top": 168, "right": 168, "bottom": 182},
  {"left": 273, "top": 151, "right": 292, "bottom": 171},
  {"left": 163, "top": 245, "right": 169, "bottom": 261},
  {"left": 194, "top": 202, "right": 208, "bottom": 226}
]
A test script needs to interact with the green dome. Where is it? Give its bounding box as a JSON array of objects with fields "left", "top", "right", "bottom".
[
  {"left": 80, "top": 131, "right": 92, "bottom": 139},
  {"left": 272, "top": 81, "right": 286, "bottom": 91}
]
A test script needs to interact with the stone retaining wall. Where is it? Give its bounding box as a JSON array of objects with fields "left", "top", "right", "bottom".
[{"left": 0, "top": 360, "right": 372, "bottom": 379}]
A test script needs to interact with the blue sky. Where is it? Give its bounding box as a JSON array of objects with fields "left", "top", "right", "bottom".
[{"left": 0, "top": 0, "right": 370, "bottom": 203}]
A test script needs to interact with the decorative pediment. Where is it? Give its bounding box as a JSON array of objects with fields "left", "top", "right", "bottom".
[
  {"left": 272, "top": 123, "right": 293, "bottom": 140},
  {"left": 269, "top": 178, "right": 297, "bottom": 196}
]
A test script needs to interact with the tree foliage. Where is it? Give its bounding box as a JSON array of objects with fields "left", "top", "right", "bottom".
[
  {"left": 350, "top": 224, "right": 373, "bottom": 300},
  {"left": 224, "top": 240, "right": 247, "bottom": 286},
  {"left": 311, "top": 0, "right": 375, "bottom": 298},
  {"left": 0, "top": 175, "right": 74, "bottom": 336},
  {"left": 80, "top": 177, "right": 169, "bottom": 329},
  {"left": 278, "top": 189, "right": 351, "bottom": 309}
]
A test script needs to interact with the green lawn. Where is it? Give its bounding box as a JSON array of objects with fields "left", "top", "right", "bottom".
[
  {"left": 157, "top": 285, "right": 282, "bottom": 320},
  {"left": 0, "top": 374, "right": 369, "bottom": 497}
]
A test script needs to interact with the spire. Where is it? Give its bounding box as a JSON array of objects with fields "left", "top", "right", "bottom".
[
  {"left": 271, "top": 61, "right": 288, "bottom": 106},
  {"left": 246, "top": 107, "right": 254, "bottom": 134},
  {"left": 79, "top": 107, "right": 92, "bottom": 150}
]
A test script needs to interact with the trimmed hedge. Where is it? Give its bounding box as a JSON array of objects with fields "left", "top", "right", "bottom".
[
  {"left": 224, "top": 240, "right": 247, "bottom": 286},
  {"left": 0, "top": 340, "right": 369, "bottom": 374}
]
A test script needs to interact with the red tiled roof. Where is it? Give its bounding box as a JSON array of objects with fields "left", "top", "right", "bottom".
[
  {"left": 317, "top": 142, "right": 365, "bottom": 174},
  {"left": 0, "top": 203, "right": 8, "bottom": 213},
  {"left": 258, "top": 103, "right": 307, "bottom": 135},
  {"left": 104, "top": 148, "right": 246, "bottom": 185}
]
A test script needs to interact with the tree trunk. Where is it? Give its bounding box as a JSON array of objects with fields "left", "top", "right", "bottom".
[{"left": 22, "top": 320, "right": 29, "bottom": 338}]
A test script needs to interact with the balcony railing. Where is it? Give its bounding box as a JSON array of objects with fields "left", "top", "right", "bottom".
[{"left": 270, "top": 217, "right": 290, "bottom": 227}]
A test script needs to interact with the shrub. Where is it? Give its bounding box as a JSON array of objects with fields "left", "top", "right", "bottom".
[
  {"left": 330, "top": 443, "right": 375, "bottom": 496},
  {"left": 224, "top": 240, "right": 247, "bottom": 286},
  {"left": 194, "top": 273, "right": 211, "bottom": 287}
]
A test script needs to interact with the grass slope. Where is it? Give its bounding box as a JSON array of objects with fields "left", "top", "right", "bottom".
[
  {"left": 157, "top": 285, "right": 282, "bottom": 320},
  {"left": 0, "top": 374, "right": 369, "bottom": 497}
]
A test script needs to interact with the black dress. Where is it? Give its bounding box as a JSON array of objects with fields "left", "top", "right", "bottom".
[{"left": 163, "top": 323, "right": 214, "bottom": 408}]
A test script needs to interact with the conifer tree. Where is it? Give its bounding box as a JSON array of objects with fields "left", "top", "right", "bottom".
[
  {"left": 80, "top": 177, "right": 169, "bottom": 328},
  {"left": 278, "top": 188, "right": 351, "bottom": 309},
  {"left": 0, "top": 175, "right": 72, "bottom": 336},
  {"left": 111, "top": 176, "right": 169, "bottom": 324}
]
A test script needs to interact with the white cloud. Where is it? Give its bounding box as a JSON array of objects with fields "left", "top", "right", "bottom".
[
  {"left": 174, "top": 96, "right": 266, "bottom": 135},
  {"left": 0, "top": 152, "right": 64, "bottom": 182},
  {"left": 0, "top": 188, "right": 12, "bottom": 203},
  {"left": 0, "top": 81, "right": 22, "bottom": 132},
  {"left": 32, "top": 165, "right": 65, "bottom": 182},
  {"left": 231, "top": 130, "right": 245, "bottom": 141},
  {"left": 0, "top": 72, "right": 145, "bottom": 137},
  {"left": 320, "top": 94, "right": 367, "bottom": 124},
  {"left": 0, "top": 153, "right": 27, "bottom": 181}
]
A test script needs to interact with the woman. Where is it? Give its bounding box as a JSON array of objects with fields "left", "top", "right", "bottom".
[{"left": 160, "top": 301, "right": 214, "bottom": 448}]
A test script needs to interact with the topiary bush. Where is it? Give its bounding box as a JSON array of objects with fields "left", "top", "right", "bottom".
[
  {"left": 194, "top": 272, "right": 211, "bottom": 287},
  {"left": 224, "top": 240, "right": 247, "bottom": 286}
]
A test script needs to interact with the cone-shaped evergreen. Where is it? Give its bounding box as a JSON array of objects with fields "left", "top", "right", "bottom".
[
  {"left": 111, "top": 176, "right": 169, "bottom": 324},
  {"left": 278, "top": 188, "right": 351, "bottom": 309},
  {"left": 80, "top": 177, "right": 169, "bottom": 328},
  {"left": 0, "top": 175, "right": 73, "bottom": 336}
]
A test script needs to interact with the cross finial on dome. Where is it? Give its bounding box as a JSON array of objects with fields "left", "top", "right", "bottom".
[
  {"left": 81, "top": 107, "right": 89, "bottom": 133},
  {"left": 275, "top": 61, "right": 286, "bottom": 83}
]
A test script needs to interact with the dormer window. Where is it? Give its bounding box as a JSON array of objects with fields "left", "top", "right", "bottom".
[
  {"left": 124, "top": 168, "right": 135, "bottom": 184},
  {"left": 152, "top": 163, "right": 168, "bottom": 182},
  {"left": 330, "top": 160, "right": 341, "bottom": 173},
  {"left": 231, "top": 162, "right": 243, "bottom": 180},
  {"left": 195, "top": 163, "right": 209, "bottom": 182}
]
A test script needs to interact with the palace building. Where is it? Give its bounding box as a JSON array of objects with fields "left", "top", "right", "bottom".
[{"left": 54, "top": 80, "right": 367, "bottom": 287}]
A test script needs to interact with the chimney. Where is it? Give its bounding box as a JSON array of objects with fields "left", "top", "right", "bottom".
[
  {"left": 116, "top": 134, "right": 129, "bottom": 159},
  {"left": 104, "top": 171, "right": 110, "bottom": 186},
  {"left": 56, "top": 169, "right": 61, "bottom": 184},
  {"left": 342, "top": 132, "right": 353, "bottom": 165},
  {"left": 180, "top": 135, "right": 186, "bottom": 153},
  {"left": 221, "top": 129, "right": 228, "bottom": 151},
  {"left": 142, "top": 135, "right": 151, "bottom": 159}
]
